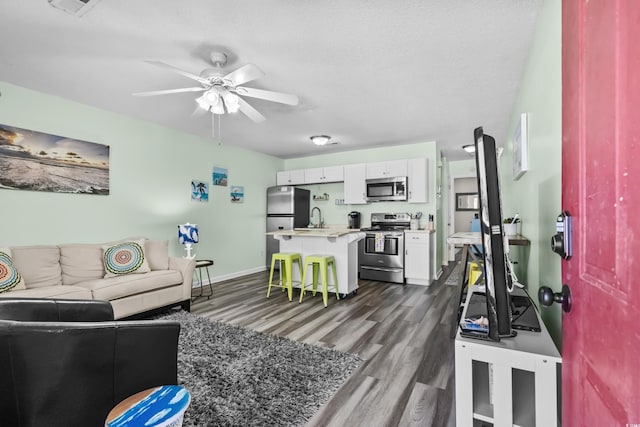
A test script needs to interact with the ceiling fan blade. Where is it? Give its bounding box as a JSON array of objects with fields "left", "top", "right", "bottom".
[
  {"left": 133, "top": 87, "right": 206, "bottom": 97},
  {"left": 144, "top": 60, "right": 208, "bottom": 84},
  {"left": 237, "top": 97, "right": 266, "bottom": 123},
  {"left": 235, "top": 86, "right": 299, "bottom": 106},
  {"left": 223, "top": 64, "right": 265, "bottom": 86}
]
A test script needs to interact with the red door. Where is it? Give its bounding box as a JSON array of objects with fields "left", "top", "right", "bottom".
[{"left": 562, "top": 1, "right": 640, "bottom": 424}]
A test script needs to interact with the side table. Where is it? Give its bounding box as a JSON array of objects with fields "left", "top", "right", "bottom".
[
  {"left": 192, "top": 259, "right": 214, "bottom": 300},
  {"left": 105, "top": 385, "right": 191, "bottom": 427}
]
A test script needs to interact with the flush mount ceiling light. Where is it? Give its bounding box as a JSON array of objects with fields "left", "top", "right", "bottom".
[
  {"left": 462, "top": 144, "right": 476, "bottom": 154},
  {"left": 310, "top": 135, "right": 331, "bottom": 146}
]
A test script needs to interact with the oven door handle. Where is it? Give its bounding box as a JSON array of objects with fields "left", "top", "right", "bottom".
[{"left": 360, "top": 266, "right": 404, "bottom": 273}]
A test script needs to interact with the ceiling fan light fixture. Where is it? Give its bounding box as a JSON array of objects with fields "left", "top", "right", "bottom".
[
  {"left": 311, "top": 135, "right": 331, "bottom": 146},
  {"left": 462, "top": 144, "right": 476, "bottom": 154},
  {"left": 203, "top": 90, "right": 219, "bottom": 104},
  {"left": 210, "top": 101, "right": 225, "bottom": 115},
  {"left": 223, "top": 91, "right": 240, "bottom": 113},
  {"left": 195, "top": 95, "right": 210, "bottom": 111}
]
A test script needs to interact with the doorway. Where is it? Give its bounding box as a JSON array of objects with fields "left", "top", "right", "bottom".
[{"left": 448, "top": 175, "right": 479, "bottom": 261}]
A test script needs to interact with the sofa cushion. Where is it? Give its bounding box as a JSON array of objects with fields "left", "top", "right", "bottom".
[
  {"left": 59, "top": 237, "right": 147, "bottom": 286},
  {"left": 102, "top": 240, "right": 151, "bottom": 278},
  {"left": 0, "top": 285, "right": 93, "bottom": 300},
  {"left": 145, "top": 240, "right": 169, "bottom": 271},
  {"left": 0, "top": 248, "right": 26, "bottom": 292},
  {"left": 59, "top": 243, "right": 105, "bottom": 286},
  {"left": 78, "top": 269, "right": 182, "bottom": 301},
  {"left": 10, "top": 245, "right": 62, "bottom": 288}
]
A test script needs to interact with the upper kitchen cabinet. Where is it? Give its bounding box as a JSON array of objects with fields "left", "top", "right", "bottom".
[
  {"left": 304, "top": 166, "right": 344, "bottom": 184},
  {"left": 343, "top": 163, "right": 367, "bottom": 204},
  {"left": 407, "top": 158, "right": 428, "bottom": 203},
  {"left": 276, "top": 169, "right": 305, "bottom": 186},
  {"left": 366, "top": 160, "right": 408, "bottom": 179}
]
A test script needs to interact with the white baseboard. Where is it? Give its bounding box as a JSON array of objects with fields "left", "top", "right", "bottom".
[
  {"left": 435, "top": 268, "right": 444, "bottom": 280},
  {"left": 191, "top": 265, "right": 268, "bottom": 288}
]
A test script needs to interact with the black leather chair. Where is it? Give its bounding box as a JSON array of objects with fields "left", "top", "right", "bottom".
[{"left": 0, "top": 298, "right": 181, "bottom": 427}]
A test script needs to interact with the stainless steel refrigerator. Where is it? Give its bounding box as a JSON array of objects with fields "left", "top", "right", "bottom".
[{"left": 266, "top": 186, "right": 310, "bottom": 268}]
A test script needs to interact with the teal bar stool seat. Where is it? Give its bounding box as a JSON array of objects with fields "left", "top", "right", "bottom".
[
  {"left": 267, "top": 252, "right": 303, "bottom": 301},
  {"left": 299, "top": 255, "right": 339, "bottom": 307}
]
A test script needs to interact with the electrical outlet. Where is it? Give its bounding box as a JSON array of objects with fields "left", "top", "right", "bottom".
[{"left": 335, "top": 198, "right": 345, "bottom": 205}]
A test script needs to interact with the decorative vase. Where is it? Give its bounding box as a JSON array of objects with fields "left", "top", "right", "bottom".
[{"left": 503, "top": 223, "right": 518, "bottom": 236}]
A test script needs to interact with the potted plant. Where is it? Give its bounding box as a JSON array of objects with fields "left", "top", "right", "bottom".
[{"left": 503, "top": 217, "right": 520, "bottom": 236}]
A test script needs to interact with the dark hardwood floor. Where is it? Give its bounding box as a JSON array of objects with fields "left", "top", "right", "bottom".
[{"left": 190, "top": 264, "right": 459, "bottom": 427}]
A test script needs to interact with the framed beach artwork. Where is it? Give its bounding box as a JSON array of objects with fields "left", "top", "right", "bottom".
[
  {"left": 191, "top": 180, "right": 209, "bottom": 202},
  {"left": 230, "top": 186, "right": 244, "bottom": 203},
  {"left": 513, "top": 113, "right": 529, "bottom": 180},
  {"left": 0, "top": 123, "right": 109, "bottom": 194},
  {"left": 212, "top": 167, "right": 228, "bottom": 186}
]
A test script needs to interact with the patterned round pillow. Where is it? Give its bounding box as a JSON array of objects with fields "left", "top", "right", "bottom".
[
  {"left": 103, "top": 241, "right": 150, "bottom": 277},
  {"left": 0, "top": 250, "right": 26, "bottom": 293}
]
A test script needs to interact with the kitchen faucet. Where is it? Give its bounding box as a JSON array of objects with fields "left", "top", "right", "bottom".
[{"left": 310, "top": 207, "right": 324, "bottom": 228}]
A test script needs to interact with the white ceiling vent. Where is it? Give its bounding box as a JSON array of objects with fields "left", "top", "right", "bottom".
[{"left": 48, "top": 0, "right": 100, "bottom": 17}]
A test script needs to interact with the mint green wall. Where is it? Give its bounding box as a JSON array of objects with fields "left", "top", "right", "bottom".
[
  {"left": 0, "top": 82, "right": 283, "bottom": 280},
  {"left": 285, "top": 141, "right": 444, "bottom": 272},
  {"left": 448, "top": 159, "right": 477, "bottom": 178},
  {"left": 499, "top": 0, "right": 562, "bottom": 347}
]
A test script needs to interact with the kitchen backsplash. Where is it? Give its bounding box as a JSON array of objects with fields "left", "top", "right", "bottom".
[{"left": 298, "top": 183, "right": 433, "bottom": 229}]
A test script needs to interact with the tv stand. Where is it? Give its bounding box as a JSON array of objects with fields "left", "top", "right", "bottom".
[{"left": 455, "top": 286, "right": 561, "bottom": 427}]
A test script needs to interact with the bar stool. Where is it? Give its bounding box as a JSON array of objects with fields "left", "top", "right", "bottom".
[
  {"left": 299, "top": 255, "right": 339, "bottom": 307},
  {"left": 267, "top": 252, "right": 303, "bottom": 301}
]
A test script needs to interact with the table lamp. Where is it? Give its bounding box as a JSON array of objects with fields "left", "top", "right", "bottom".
[{"left": 178, "top": 223, "right": 198, "bottom": 259}]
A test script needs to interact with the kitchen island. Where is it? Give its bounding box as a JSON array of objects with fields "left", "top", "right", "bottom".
[{"left": 267, "top": 228, "right": 365, "bottom": 297}]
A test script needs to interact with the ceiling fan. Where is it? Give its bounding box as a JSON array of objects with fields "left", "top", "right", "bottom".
[{"left": 133, "top": 51, "right": 299, "bottom": 124}]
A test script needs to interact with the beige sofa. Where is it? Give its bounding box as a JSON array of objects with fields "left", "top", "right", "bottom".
[{"left": 0, "top": 239, "right": 196, "bottom": 319}]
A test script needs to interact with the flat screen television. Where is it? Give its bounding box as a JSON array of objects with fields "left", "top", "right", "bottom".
[{"left": 472, "top": 126, "right": 514, "bottom": 341}]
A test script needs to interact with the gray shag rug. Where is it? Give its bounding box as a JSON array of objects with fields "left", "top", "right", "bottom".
[{"left": 158, "top": 311, "right": 362, "bottom": 427}]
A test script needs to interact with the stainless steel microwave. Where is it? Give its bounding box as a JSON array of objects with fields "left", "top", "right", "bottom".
[{"left": 366, "top": 176, "right": 408, "bottom": 202}]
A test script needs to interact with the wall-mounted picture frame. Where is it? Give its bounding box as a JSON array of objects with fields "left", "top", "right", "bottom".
[
  {"left": 513, "top": 113, "right": 528, "bottom": 180},
  {"left": 0, "top": 123, "right": 110, "bottom": 195},
  {"left": 212, "top": 167, "right": 228, "bottom": 186},
  {"left": 191, "top": 180, "right": 209, "bottom": 202},
  {"left": 456, "top": 192, "right": 479, "bottom": 211},
  {"left": 230, "top": 186, "right": 244, "bottom": 203}
]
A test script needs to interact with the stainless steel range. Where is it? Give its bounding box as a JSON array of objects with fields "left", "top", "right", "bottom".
[{"left": 358, "top": 213, "right": 411, "bottom": 283}]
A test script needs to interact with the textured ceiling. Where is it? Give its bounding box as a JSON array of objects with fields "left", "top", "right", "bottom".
[{"left": 0, "top": 1, "right": 541, "bottom": 161}]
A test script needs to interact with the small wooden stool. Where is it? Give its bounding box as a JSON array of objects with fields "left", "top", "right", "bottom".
[
  {"left": 299, "top": 255, "right": 339, "bottom": 307},
  {"left": 267, "top": 252, "right": 303, "bottom": 301}
]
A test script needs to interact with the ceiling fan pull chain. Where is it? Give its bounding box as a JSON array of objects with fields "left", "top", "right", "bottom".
[
  {"left": 217, "top": 114, "right": 221, "bottom": 142},
  {"left": 211, "top": 113, "right": 222, "bottom": 143}
]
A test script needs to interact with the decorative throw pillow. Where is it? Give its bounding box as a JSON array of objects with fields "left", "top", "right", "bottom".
[
  {"left": 102, "top": 240, "right": 151, "bottom": 278},
  {"left": 0, "top": 247, "right": 27, "bottom": 293}
]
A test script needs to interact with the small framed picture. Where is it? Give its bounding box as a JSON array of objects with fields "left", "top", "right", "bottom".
[
  {"left": 191, "top": 180, "right": 209, "bottom": 202},
  {"left": 230, "top": 186, "right": 244, "bottom": 203},
  {"left": 212, "top": 167, "right": 228, "bottom": 186},
  {"left": 513, "top": 113, "right": 528, "bottom": 180}
]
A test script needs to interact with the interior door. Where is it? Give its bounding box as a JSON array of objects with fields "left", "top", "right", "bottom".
[{"left": 562, "top": 1, "right": 640, "bottom": 424}]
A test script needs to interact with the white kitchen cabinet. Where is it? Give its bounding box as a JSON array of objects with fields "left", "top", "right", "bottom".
[
  {"left": 276, "top": 169, "right": 305, "bottom": 186},
  {"left": 343, "top": 163, "right": 367, "bottom": 204},
  {"left": 303, "top": 165, "right": 344, "bottom": 184},
  {"left": 365, "top": 159, "right": 408, "bottom": 179},
  {"left": 404, "top": 230, "right": 435, "bottom": 285},
  {"left": 407, "top": 158, "right": 428, "bottom": 203}
]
